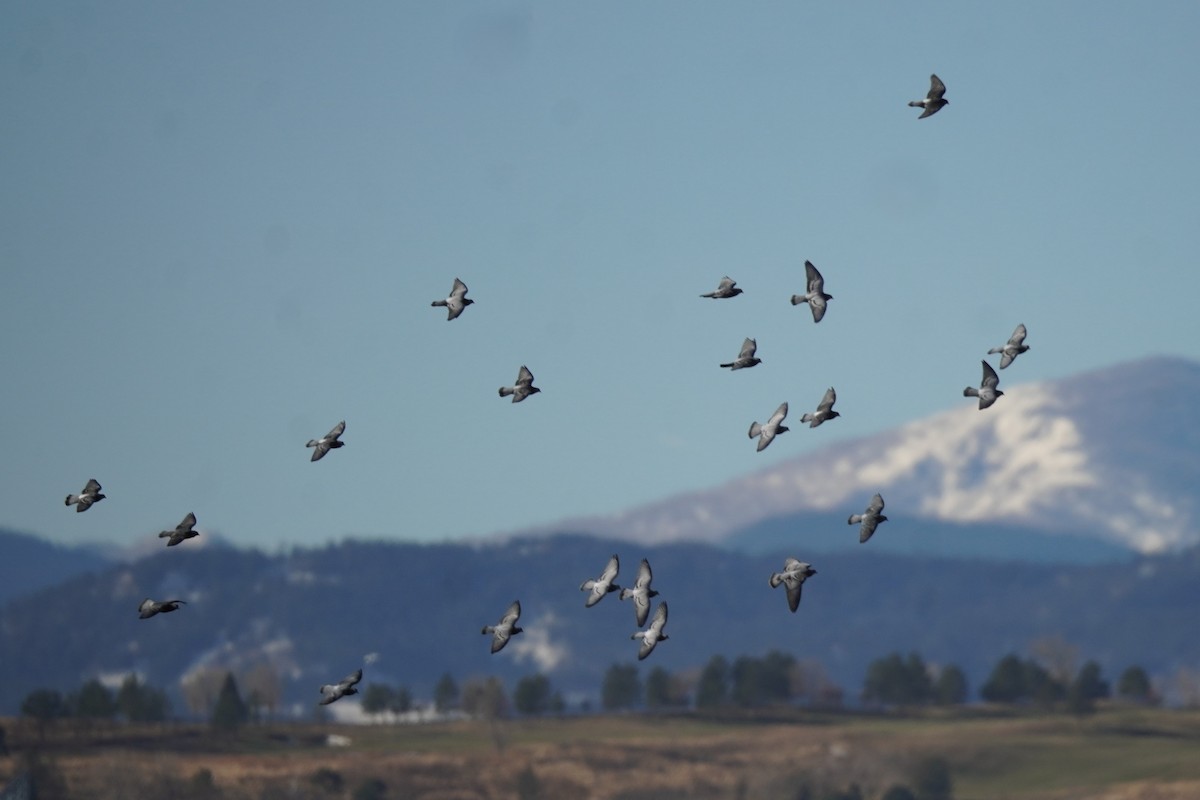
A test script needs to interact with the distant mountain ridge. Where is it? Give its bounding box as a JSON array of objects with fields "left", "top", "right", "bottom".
[
  {"left": 2, "top": 533, "right": 1198, "bottom": 717},
  {"left": 0, "top": 528, "right": 112, "bottom": 606},
  {"left": 536, "top": 357, "right": 1200, "bottom": 554}
]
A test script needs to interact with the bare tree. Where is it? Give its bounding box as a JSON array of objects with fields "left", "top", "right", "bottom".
[
  {"left": 1029, "top": 634, "right": 1079, "bottom": 686},
  {"left": 179, "top": 666, "right": 228, "bottom": 720}
]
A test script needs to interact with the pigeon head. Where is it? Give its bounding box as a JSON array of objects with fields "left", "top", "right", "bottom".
[
  {"left": 512, "top": 625, "right": 524, "bottom": 636},
  {"left": 463, "top": 298, "right": 475, "bottom": 308},
  {"left": 343, "top": 686, "right": 359, "bottom": 697},
  {"left": 527, "top": 387, "right": 542, "bottom": 397},
  {"left": 827, "top": 411, "right": 841, "bottom": 422},
  {"left": 994, "top": 390, "right": 1005, "bottom": 398},
  {"left": 776, "top": 424, "right": 790, "bottom": 435}
]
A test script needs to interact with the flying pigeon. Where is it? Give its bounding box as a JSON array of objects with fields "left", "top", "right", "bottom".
[
  {"left": 749, "top": 402, "right": 789, "bottom": 452},
  {"left": 580, "top": 554, "right": 621, "bottom": 608},
  {"left": 800, "top": 387, "right": 840, "bottom": 428},
  {"left": 701, "top": 276, "right": 743, "bottom": 299},
  {"left": 619, "top": 558, "right": 659, "bottom": 627},
  {"left": 964, "top": 360, "right": 1004, "bottom": 409},
  {"left": 482, "top": 600, "right": 523, "bottom": 654},
  {"left": 431, "top": 278, "right": 474, "bottom": 321},
  {"left": 307, "top": 421, "right": 346, "bottom": 462},
  {"left": 909, "top": 74, "right": 949, "bottom": 118},
  {"left": 159, "top": 512, "right": 199, "bottom": 547},
  {"left": 498, "top": 366, "right": 540, "bottom": 403},
  {"left": 65, "top": 479, "right": 105, "bottom": 512},
  {"left": 769, "top": 558, "right": 818, "bottom": 613},
  {"left": 848, "top": 493, "right": 888, "bottom": 543},
  {"left": 138, "top": 598, "right": 186, "bottom": 619},
  {"left": 720, "top": 338, "right": 761, "bottom": 370},
  {"left": 790, "top": 261, "right": 833, "bottom": 323},
  {"left": 988, "top": 324, "right": 1030, "bottom": 369},
  {"left": 318, "top": 668, "right": 363, "bottom": 705},
  {"left": 632, "top": 601, "right": 669, "bottom": 660}
]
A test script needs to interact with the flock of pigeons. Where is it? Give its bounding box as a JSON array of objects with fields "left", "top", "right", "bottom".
[{"left": 59, "top": 74, "right": 1033, "bottom": 703}]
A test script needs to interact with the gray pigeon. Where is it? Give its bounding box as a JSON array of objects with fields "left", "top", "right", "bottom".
[
  {"left": 619, "top": 558, "right": 659, "bottom": 627},
  {"left": 431, "top": 277, "right": 474, "bottom": 321},
  {"left": 307, "top": 421, "right": 346, "bottom": 462},
  {"left": 964, "top": 360, "right": 1004, "bottom": 409},
  {"left": 159, "top": 512, "right": 198, "bottom": 547},
  {"left": 138, "top": 598, "right": 186, "bottom": 619},
  {"left": 318, "top": 668, "right": 363, "bottom": 705},
  {"left": 631, "top": 601, "right": 669, "bottom": 660},
  {"left": 701, "top": 276, "right": 743, "bottom": 299},
  {"left": 482, "top": 600, "right": 523, "bottom": 654},
  {"left": 909, "top": 74, "right": 949, "bottom": 118},
  {"left": 848, "top": 493, "right": 888, "bottom": 543},
  {"left": 800, "top": 387, "right": 840, "bottom": 428},
  {"left": 988, "top": 323, "right": 1030, "bottom": 369},
  {"left": 749, "top": 402, "right": 789, "bottom": 452},
  {"left": 499, "top": 365, "right": 540, "bottom": 403},
  {"left": 65, "top": 478, "right": 105, "bottom": 512},
  {"left": 580, "top": 554, "right": 621, "bottom": 608},
  {"left": 720, "top": 337, "right": 761, "bottom": 370},
  {"left": 769, "top": 558, "right": 817, "bottom": 613},
  {"left": 790, "top": 261, "right": 833, "bottom": 323}
]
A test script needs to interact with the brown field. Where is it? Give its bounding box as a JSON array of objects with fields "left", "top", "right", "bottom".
[{"left": 3, "top": 707, "right": 1200, "bottom": 800}]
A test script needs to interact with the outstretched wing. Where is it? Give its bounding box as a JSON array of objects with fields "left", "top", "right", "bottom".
[
  {"left": 339, "top": 668, "right": 363, "bottom": 690},
  {"left": 601, "top": 554, "right": 620, "bottom": 584},
  {"left": 1008, "top": 323, "right": 1028, "bottom": 348},
  {"left": 716, "top": 276, "right": 736, "bottom": 293},
  {"left": 738, "top": 338, "right": 757, "bottom": 360},
  {"left": 635, "top": 559, "right": 653, "bottom": 591},
  {"left": 804, "top": 261, "right": 825, "bottom": 294},
  {"left": 768, "top": 402, "right": 789, "bottom": 427},
  {"left": 816, "top": 387, "right": 837, "bottom": 414},
  {"left": 785, "top": 578, "right": 803, "bottom": 613},
  {"left": 928, "top": 74, "right": 946, "bottom": 101},
  {"left": 84, "top": 478, "right": 102, "bottom": 494},
  {"left": 326, "top": 420, "right": 346, "bottom": 440},
  {"left": 649, "top": 601, "right": 668, "bottom": 635},
  {"left": 450, "top": 278, "right": 469, "bottom": 299},
  {"left": 516, "top": 366, "right": 535, "bottom": 386},
  {"left": 981, "top": 361, "right": 1000, "bottom": 390},
  {"left": 866, "top": 493, "right": 885, "bottom": 516},
  {"left": 179, "top": 512, "right": 197, "bottom": 531},
  {"left": 501, "top": 600, "right": 522, "bottom": 627}
]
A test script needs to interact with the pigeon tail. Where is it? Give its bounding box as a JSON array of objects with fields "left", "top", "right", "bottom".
[
  {"left": 800, "top": 413, "right": 815, "bottom": 424},
  {"left": 306, "top": 439, "right": 319, "bottom": 447},
  {"left": 790, "top": 294, "right": 806, "bottom": 306},
  {"left": 848, "top": 514, "right": 863, "bottom": 524},
  {"left": 908, "top": 100, "right": 923, "bottom": 108},
  {"left": 963, "top": 387, "right": 980, "bottom": 397},
  {"left": 748, "top": 421, "right": 762, "bottom": 439},
  {"left": 431, "top": 300, "right": 447, "bottom": 307},
  {"left": 499, "top": 387, "right": 514, "bottom": 397},
  {"left": 65, "top": 495, "right": 75, "bottom": 506}
]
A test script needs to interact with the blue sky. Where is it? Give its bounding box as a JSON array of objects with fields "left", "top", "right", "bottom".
[{"left": 3, "top": 2, "right": 1198, "bottom": 550}]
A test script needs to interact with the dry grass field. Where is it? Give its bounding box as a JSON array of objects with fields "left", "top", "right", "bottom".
[{"left": 3, "top": 708, "right": 1200, "bottom": 800}]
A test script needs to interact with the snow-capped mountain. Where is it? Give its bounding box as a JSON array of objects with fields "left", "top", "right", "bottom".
[{"left": 545, "top": 357, "right": 1200, "bottom": 554}]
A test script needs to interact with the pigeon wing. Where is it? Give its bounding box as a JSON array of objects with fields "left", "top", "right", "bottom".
[
  {"left": 981, "top": 361, "right": 1000, "bottom": 390},
  {"left": 179, "top": 512, "right": 197, "bottom": 531},
  {"left": 1008, "top": 323, "right": 1027, "bottom": 347},
  {"left": 635, "top": 559, "right": 653, "bottom": 591},
  {"left": 809, "top": 295, "right": 827, "bottom": 323},
  {"left": 804, "top": 261, "right": 825, "bottom": 294},
  {"left": 738, "top": 338, "right": 757, "bottom": 360},
  {"left": 516, "top": 366, "right": 535, "bottom": 386},
  {"left": 768, "top": 402, "right": 789, "bottom": 427},
  {"left": 817, "top": 387, "right": 837, "bottom": 414},
  {"left": 84, "top": 479, "right": 102, "bottom": 494},
  {"left": 450, "top": 278, "right": 469, "bottom": 299},
  {"left": 866, "top": 493, "right": 885, "bottom": 516},
  {"left": 601, "top": 554, "right": 620, "bottom": 584},
  {"left": 326, "top": 421, "right": 346, "bottom": 441},
  {"left": 928, "top": 74, "right": 946, "bottom": 101},
  {"left": 785, "top": 577, "right": 803, "bottom": 613}
]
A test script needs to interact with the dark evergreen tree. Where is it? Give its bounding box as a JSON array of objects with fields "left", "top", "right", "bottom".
[
  {"left": 980, "top": 654, "right": 1026, "bottom": 703},
  {"left": 513, "top": 674, "right": 553, "bottom": 716},
  {"left": 1116, "top": 665, "right": 1154, "bottom": 704},
  {"left": 644, "top": 666, "right": 674, "bottom": 709},
  {"left": 601, "top": 664, "right": 641, "bottom": 711},
  {"left": 361, "top": 684, "right": 396, "bottom": 716},
  {"left": 211, "top": 672, "right": 249, "bottom": 730},
  {"left": 696, "top": 655, "right": 729, "bottom": 710},
  {"left": 934, "top": 665, "right": 969, "bottom": 706},
  {"left": 116, "top": 674, "right": 170, "bottom": 722},
  {"left": 863, "top": 652, "right": 932, "bottom": 706},
  {"left": 73, "top": 678, "right": 117, "bottom": 720},
  {"left": 434, "top": 672, "right": 459, "bottom": 712},
  {"left": 21, "top": 688, "right": 66, "bottom": 737}
]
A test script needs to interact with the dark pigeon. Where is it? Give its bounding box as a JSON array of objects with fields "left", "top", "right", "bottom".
[
  {"left": 65, "top": 478, "right": 105, "bottom": 513},
  {"left": 800, "top": 387, "right": 840, "bottom": 428},
  {"left": 988, "top": 324, "right": 1030, "bottom": 369},
  {"left": 499, "top": 366, "right": 540, "bottom": 403},
  {"left": 482, "top": 600, "right": 523, "bottom": 653},
  {"left": 848, "top": 493, "right": 888, "bottom": 543},
  {"left": 307, "top": 421, "right": 346, "bottom": 462},
  {"left": 319, "top": 668, "right": 363, "bottom": 705},
  {"left": 431, "top": 278, "right": 474, "bottom": 321},
  {"left": 790, "top": 261, "right": 833, "bottom": 322},
  {"left": 159, "top": 512, "right": 199, "bottom": 547},
  {"left": 964, "top": 360, "right": 1004, "bottom": 409},
  {"left": 909, "top": 74, "right": 949, "bottom": 118},
  {"left": 769, "top": 558, "right": 817, "bottom": 613},
  {"left": 720, "top": 338, "right": 761, "bottom": 370},
  {"left": 701, "top": 276, "right": 743, "bottom": 299},
  {"left": 138, "top": 598, "right": 186, "bottom": 619}
]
